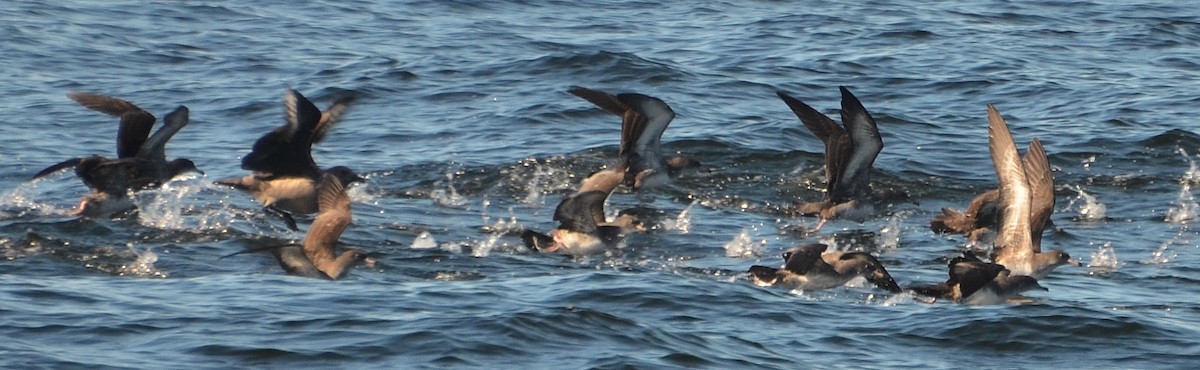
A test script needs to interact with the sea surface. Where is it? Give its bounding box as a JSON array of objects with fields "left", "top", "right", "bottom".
[{"left": 2, "top": 1, "right": 1200, "bottom": 368}]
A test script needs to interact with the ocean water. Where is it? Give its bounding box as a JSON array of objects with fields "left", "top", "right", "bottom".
[{"left": 3, "top": 1, "right": 1200, "bottom": 368}]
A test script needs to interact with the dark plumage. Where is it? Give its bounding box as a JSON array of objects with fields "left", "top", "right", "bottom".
[
  {"left": 521, "top": 168, "right": 643, "bottom": 256},
  {"left": 216, "top": 89, "right": 362, "bottom": 230},
  {"left": 908, "top": 252, "right": 1047, "bottom": 305},
  {"left": 33, "top": 93, "right": 200, "bottom": 216},
  {"left": 747, "top": 243, "right": 901, "bottom": 292},
  {"left": 778, "top": 87, "right": 905, "bottom": 231},
  {"left": 567, "top": 86, "right": 699, "bottom": 191}
]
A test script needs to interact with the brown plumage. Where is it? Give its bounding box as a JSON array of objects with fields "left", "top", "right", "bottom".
[
  {"left": 300, "top": 172, "right": 363, "bottom": 280},
  {"left": 747, "top": 243, "right": 901, "bottom": 292},
  {"left": 986, "top": 105, "right": 1078, "bottom": 279},
  {"left": 221, "top": 173, "right": 365, "bottom": 280},
  {"left": 778, "top": 87, "right": 904, "bottom": 231},
  {"left": 567, "top": 86, "right": 699, "bottom": 191},
  {"left": 908, "top": 252, "right": 1047, "bottom": 305},
  {"left": 521, "top": 168, "right": 643, "bottom": 256},
  {"left": 216, "top": 89, "right": 361, "bottom": 230},
  {"left": 931, "top": 138, "right": 1057, "bottom": 250}
]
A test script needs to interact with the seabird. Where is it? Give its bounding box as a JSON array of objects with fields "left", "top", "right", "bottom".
[
  {"left": 931, "top": 146, "right": 1057, "bottom": 249},
  {"left": 567, "top": 86, "right": 699, "bottom": 191},
  {"left": 33, "top": 92, "right": 200, "bottom": 216},
  {"left": 747, "top": 243, "right": 901, "bottom": 292},
  {"left": 930, "top": 189, "right": 1000, "bottom": 242},
  {"left": 216, "top": 89, "right": 362, "bottom": 230},
  {"left": 777, "top": 87, "right": 906, "bottom": 231},
  {"left": 521, "top": 168, "right": 643, "bottom": 256},
  {"left": 908, "top": 252, "right": 1047, "bottom": 305},
  {"left": 222, "top": 172, "right": 365, "bottom": 280},
  {"left": 985, "top": 105, "right": 1079, "bottom": 279}
]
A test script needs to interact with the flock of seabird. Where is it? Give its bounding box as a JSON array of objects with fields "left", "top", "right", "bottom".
[{"left": 31, "top": 87, "right": 1076, "bottom": 304}]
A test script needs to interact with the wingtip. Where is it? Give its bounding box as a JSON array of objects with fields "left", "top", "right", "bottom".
[
  {"left": 986, "top": 104, "right": 1003, "bottom": 123},
  {"left": 164, "top": 105, "right": 189, "bottom": 123}
]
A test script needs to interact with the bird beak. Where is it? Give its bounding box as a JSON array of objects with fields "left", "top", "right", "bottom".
[{"left": 1067, "top": 258, "right": 1082, "bottom": 267}]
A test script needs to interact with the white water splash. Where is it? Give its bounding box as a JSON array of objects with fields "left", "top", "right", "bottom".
[
  {"left": 723, "top": 228, "right": 766, "bottom": 258},
  {"left": 475, "top": 198, "right": 524, "bottom": 257},
  {"left": 0, "top": 179, "right": 76, "bottom": 217},
  {"left": 117, "top": 243, "right": 168, "bottom": 278},
  {"left": 347, "top": 181, "right": 378, "bottom": 205},
  {"left": 1087, "top": 242, "right": 1120, "bottom": 273},
  {"left": 135, "top": 177, "right": 242, "bottom": 231},
  {"left": 1141, "top": 239, "right": 1178, "bottom": 265},
  {"left": 1080, "top": 155, "right": 1097, "bottom": 170},
  {"left": 471, "top": 232, "right": 505, "bottom": 258},
  {"left": 516, "top": 158, "right": 572, "bottom": 206},
  {"left": 1065, "top": 185, "right": 1106, "bottom": 221},
  {"left": 658, "top": 200, "right": 698, "bottom": 233},
  {"left": 878, "top": 212, "right": 905, "bottom": 250},
  {"left": 411, "top": 231, "right": 437, "bottom": 249},
  {"left": 431, "top": 170, "right": 469, "bottom": 208},
  {"left": 1165, "top": 148, "right": 1200, "bottom": 224}
]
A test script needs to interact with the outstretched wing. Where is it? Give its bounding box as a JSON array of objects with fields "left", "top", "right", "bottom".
[
  {"left": 987, "top": 105, "right": 1034, "bottom": 264},
  {"left": 553, "top": 190, "right": 609, "bottom": 233},
  {"left": 568, "top": 86, "right": 643, "bottom": 158},
  {"left": 137, "top": 106, "right": 189, "bottom": 164},
  {"left": 615, "top": 93, "right": 674, "bottom": 162},
  {"left": 1023, "top": 138, "right": 1054, "bottom": 252},
  {"left": 576, "top": 169, "right": 624, "bottom": 224},
  {"left": 302, "top": 172, "right": 352, "bottom": 264},
  {"left": 781, "top": 243, "right": 829, "bottom": 274},
  {"left": 68, "top": 92, "right": 155, "bottom": 159},
  {"left": 241, "top": 89, "right": 323, "bottom": 178},
  {"left": 835, "top": 86, "right": 882, "bottom": 200},
  {"left": 33, "top": 157, "right": 84, "bottom": 179},
  {"left": 777, "top": 90, "right": 850, "bottom": 198},
  {"left": 312, "top": 96, "right": 355, "bottom": 144}
]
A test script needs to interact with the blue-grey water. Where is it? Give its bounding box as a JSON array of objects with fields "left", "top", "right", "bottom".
[{"left": 3, "top": 1, "right": 1200, "bottom": 368}]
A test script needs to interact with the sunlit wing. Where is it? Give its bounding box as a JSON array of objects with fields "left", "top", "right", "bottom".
[
  {"left": 302, "top": 173, "right": 352, "bottom": 263},
  {"left": 1023, "top": 138, "right": 1054, "bottom": 252},
  {"left": 988, "top": 105, "right": 1034, "bottom": 263},
  {"left": 836, "top": 86, "right": 882, "bottom": 198}
]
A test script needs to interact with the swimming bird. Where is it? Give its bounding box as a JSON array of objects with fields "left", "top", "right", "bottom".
[
  {"left": 33, "top": 92, "right": 200, "bottom": 216},
  {"left": 778, "top": 87, "right": 905, "bottom": 231},
  {"left": 747, "top": 243, "right": 901, "bottom": 292},
  {"left": 930, "top": 148, "right": 1057, "bottom": 249},
  {"left": 908, "top": 252, "right": 1047, "bottom": 305},
  {"left": 929, "top": 189, "right": 1000, "bottom": 241},
  {"left": 216, "top": 89, "right": 362, "bottom": 230},
  {"left": 521, "top": 168, "right": 643, "bottom": 256},
  {"left": 223, "top": 172, "right": 365, "bottom": 280},
  {"left": 985, "top": 105, "right": 1079, "bottom": 279},
  {"left": 567, "top": 86, "right": 699, "bottom": 191}
]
